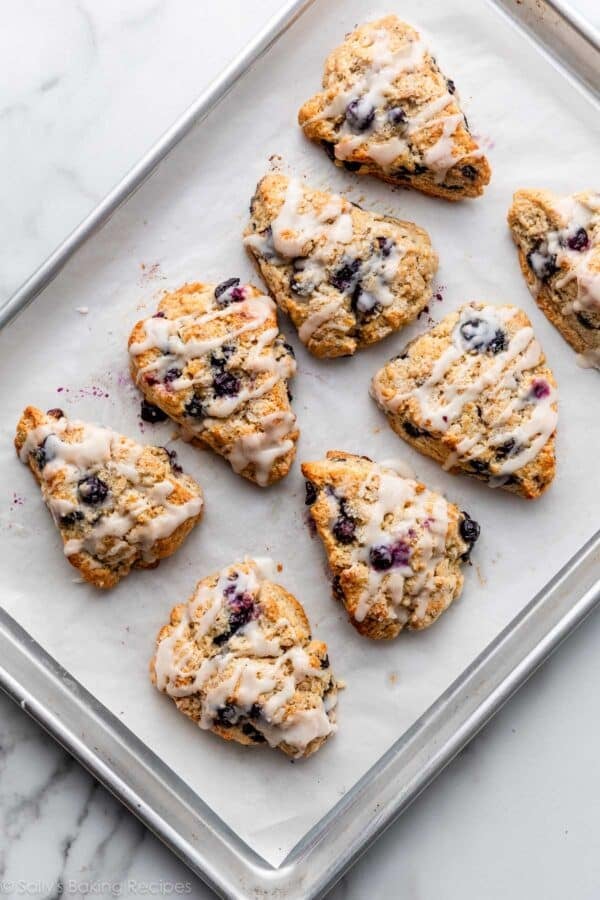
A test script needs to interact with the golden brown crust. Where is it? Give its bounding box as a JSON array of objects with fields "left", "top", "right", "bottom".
[
  {"left": 16, "top": 406, "right": 203, "bottom": 588},
  {"left": 150, "top": 559, "right": 338, "bottom": 757},
  {"left": 244, "top": 174, "right": 438, "bottom": 358},
  {"left": 371, "top": 303, "right": 558, "bottom": 499},
  {"left": 298, "top": 16, "right": 491, "bottom": 201},
  {"left": 301, "top": 451, "right": 476, "bottom": 639},
  {"left": 128, "top": 280, "right": 298, "bottom": 485}
]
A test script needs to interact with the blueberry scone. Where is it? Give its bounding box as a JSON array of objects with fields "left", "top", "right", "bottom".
[
  {"left": 128, "top": 281, "right": 298, "bottom": 486},
  {"left": 508, "top": 189, "right": 600, "bottom": 369},
  {"left": 302, "top": 452, "right": 479, "bottom": 639},
  {"left": 151, "top": 558, "right": 339, "bottom": 758},
  {"left": 298, "top": 16, "right": 490, "bottom": 201},
  {"left": 371, "top": 303, "right": 558, "bottom": 499},
  {"left": 244, "top": 174, "right": 438, "bottom": 358},
  {"left": 15, "top": 406, "right": 204, "bottom": 588}
]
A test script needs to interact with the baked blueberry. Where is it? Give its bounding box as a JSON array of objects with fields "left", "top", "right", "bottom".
[
  {"left": 332, "top": 514, "right": 356, "bottom": 544},
  {"left": 369, "top": 544, "right": 393, "bottom": 571},
  {"left": 184, "top": 397, "right": 205, "bottom": 419},
  {"left": 461, "top": 164, "right": 477, "bottom": 180},
  {"left": 330, "top": 258, "right": 361, "bottom": 292},
  {"left": 163, "top": 367, "right": 182, "bottom": 383},
  {"left": 210, "top": 345, "right": 234, "bottom": 369},
  {"left": 345, "top": 97, "right": 375, "bottom": 132},
  {"left": 376, "top": 236, "right": 394, "bottom": 257},
  {"left": 241, "top": 722, "right": 266, "bottom": 742},
  {"left": 459, "top": 317, "right": 508, "bottom": 355},
  {"left": 213, "top": 371, "right": 240, "bottom": 397},
  {"left": 576, "top": 312, "right": 596, "bottom": 330},
  {"left": 78, "top": 475, "right": 109, "bottom": 505},
  {"left": 332, "top": 574, "right": 344, "bottom": 601},
  {"left": 403, "top": 421, "right": 430, "bottom": 439},
  {"left": 526, "top": 243, "right": 558, "bottom": 281},
  {"left": 351, "top": 285, "right": 379, "bottom": 317},
  {"left": 387, "top": 106, "right": 407, "bottom": 127},
  {"left": 215, "top": 704, "right": 238, "bottom": 726},
  {"left": 140, "top": 399, "right": 168, "bottom": 423},
  {"left": 531, "top": 378, "right": 550, "bottom": 399},
  {"left": 59, "top": 510, "right": 84, "bottom": 527},
  {"left": 468, "top": 459, "right": 490, "bottom": 475},
  {"left": 214, "top": 278, "right": 240, "bottom": 300},
  {"left": 566, "top": 228, "right": 589, "bottom": 252},
  {"left": 46, "top": 408, "right": 64, "bottom": 419},
  {"left": 305, "top": 480, "right": 318, "bottom": 505},
  {"left": 495, "top": 438, "right": 516, "bottom": 460},
  {"left": 161, "top": 447, "right": 183, "bottom": 473},
  {"left": 459, "top": 512, "right": 480, "bottom": 560},
  {"left": 31, "top": 444, "right": 48, "bottom": 469}
]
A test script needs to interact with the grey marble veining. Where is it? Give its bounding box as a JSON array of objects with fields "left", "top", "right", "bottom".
[{"left": 1, "top": 1, "right": 600, "bottom": 898}]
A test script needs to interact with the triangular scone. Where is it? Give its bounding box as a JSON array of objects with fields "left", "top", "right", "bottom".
[
  {"left": 508, "top": 189, "right": 600, "bottom": 369},
  {"left": 244, "top": 174, "right": 438, "bottom": 358},
  {"left": 298, "top": 16, "right": 490, "bottom": 201},
  {"left": 371, "top": 303, "right": 558, "bottom": 499},
  {"left": 151, "top": 558, "right": 339, "bottom": 758},
  {"left": 129, "top": 281, "right": 298, "bottom": 486},
  {"left": 302, "top": 452, "right": 478, "bottom": 640},
  {"left": 15, "top": 406, "right": 203, "bottom": 588}
]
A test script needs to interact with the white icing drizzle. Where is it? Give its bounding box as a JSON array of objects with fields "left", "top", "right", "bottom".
[
  {"left": 535, "top": 193, "right": 600, "bottom": 314},
  {"left": 227, "top": 411, "right": 296, "bottom": 486},
  {"left": 20, "top": 414, "right": 202, "bottom": 564},
  {"left": 320, "top": 29, "right": 426, "bottom": 127},
  {"left": 373, "top": 304, "right": 558, "bottom": 476},
  {"left": 336, "top": 463, "right": 449, "bottom": 624},
  {"left": 268, "top": 178, "right": 353, "bottom": 257},
  {"left": 298, "top": 297, "right": 346, "bottom": 343},
  {"left": 245, "top": 178, "right": 406, "bottom": 344},
  {"left": 154, "top": 559, "right": 336, "bottom": 756},
  {"left": 313, "top": 26, "right": 478, "bottom": 180}
]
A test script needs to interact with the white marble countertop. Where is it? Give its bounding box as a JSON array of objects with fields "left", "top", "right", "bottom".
[{"left": 1, "top": 2, "right": 599, "bottom": 897}]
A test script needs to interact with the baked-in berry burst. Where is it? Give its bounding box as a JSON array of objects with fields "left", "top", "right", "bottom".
[
  {"left": 368, "top": 540, "right": 411, "bottom": 571},
  {"left": 213, "top": 371, "right": 240, "bottom": 398},
  {"left": 78, "top": 475, "right": 109, "bottom": 505},
  {"left": 530, "top": 378, "right": 551, "bottom": 400},
  {"left": 345, "top": 98, "right": 375, "bottom": 132},
  {"left": 214, "top": 277, "right": 246, "bottom": 306},
  {"left": 305, "top": 479, "right": 318, "bottom": 505},
  {"left": 459, "top": 512, "right": 480, "bottom": 560},
  {"left": 566, "top": 227, "right": 589, "bottom": 252},
  {"left": 140, "top": 399, "right": 169, "bottom": 423}
]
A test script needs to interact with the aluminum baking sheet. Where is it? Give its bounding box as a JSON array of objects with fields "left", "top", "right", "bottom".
[{"left": 1, "top": 0, "right": 599, "bottom": 873}]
